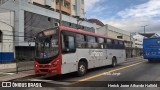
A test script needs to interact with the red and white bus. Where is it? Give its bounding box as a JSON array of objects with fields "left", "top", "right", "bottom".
[{"left": 34, "top": 26, "right": 126, "bottom": 76}]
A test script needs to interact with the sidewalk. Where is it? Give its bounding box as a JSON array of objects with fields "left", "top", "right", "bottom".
[
  {"left": 0, "top": 70, "right": 34, "bottom": 81},
  {"left": 127, "top": 56, "right": 144, "bottom": 60},
  {"left": 0, "top": 57, "right": 144, "bottom": 81}
]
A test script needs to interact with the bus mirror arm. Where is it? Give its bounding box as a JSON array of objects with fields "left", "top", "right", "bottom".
[{"left": 67, "top": 48, "right": 70, "bottom": 51}]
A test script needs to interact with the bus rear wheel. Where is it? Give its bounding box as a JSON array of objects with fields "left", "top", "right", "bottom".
[
  {"left": 77, "top": 61, "right": 87, "bottom": 76},
  {"left": 112, "top": 57, "right": 117, "bottom": 67},
  {"left": 148, "top": 59, "right": 152, "bottom": 63}
]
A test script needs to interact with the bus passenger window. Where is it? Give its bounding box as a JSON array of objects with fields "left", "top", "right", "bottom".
[
  {"left": 62, "top": 34, "right": 76, "bottom": 53},
  {"left": 61, "top": 34, "right": 65, "bottom": 50},
  {"left": 87, "top": 36, "right": 98, "bottom": 49},
  {"left": 76, "top": 34, "right": 86, "bottom": 48},
  {"left": 68, "top": 36, "right": 75, "bottom": 49},
  {"left": 106, "top": 39, "right": 112, "bottom": 49},
  {"left": 98, "top": 38, "right": 105, "bottom": 49}
]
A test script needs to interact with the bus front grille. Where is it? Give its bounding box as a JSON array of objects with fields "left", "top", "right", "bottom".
[{"left": 39, "top": 69, "right": 48, "bottom": 72}]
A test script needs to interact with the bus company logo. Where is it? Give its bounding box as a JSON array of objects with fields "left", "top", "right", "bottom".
[
  {"left": 89, "top": 50, "right": 103, "bottom": 57},
  {"left": 2, "top": 82, "right": 11, "bottom": 87}
]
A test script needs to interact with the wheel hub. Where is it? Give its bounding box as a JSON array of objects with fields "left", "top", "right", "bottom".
[{"left": 80, "top": 65, "right": 85, "bottom": 73}]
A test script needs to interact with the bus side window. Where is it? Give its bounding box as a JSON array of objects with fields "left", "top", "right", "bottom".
[
  {"left": 106, "top": 39, "right": 112, "bottom": 49},
  {"left": 119, "top": 41, "right": 124, "bottom": 49},
  {"left": 87, "top": 36, "right": 98, "bottom": 49},
  {"left": 61, "top": 33, "right": 76, "bottom": 53},
  {"left": 98, "top": 37, "right": 105, "bottom": 49},
  {"left": 61, "top": 34, "right": 65, "bottom": 50},
  {"left": 114, "top": 40, "right": 118, "bottom": 49},
  {"left": 76, "top": 34, "right": 86, "bottom": 48}
]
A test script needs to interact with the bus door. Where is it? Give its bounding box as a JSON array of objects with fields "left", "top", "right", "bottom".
[{"left": 61, "top": 31, "right": 77, "bottom": 74}]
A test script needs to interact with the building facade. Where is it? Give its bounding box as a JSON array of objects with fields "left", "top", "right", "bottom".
[
  {"left": 29, "top": 0, "right": 85, "bottom": 18},
  {"left": 133, "top": 34, "right": 143, "bottom": 57},
  {"left": 0, "top": 0, "right": 98, "bottom": 61},
  {"left": 0, "top": 21, "right": 14, "bottom": 63},
  {"left": 97, "top": 24, "right": 135, "bottom": 58}
]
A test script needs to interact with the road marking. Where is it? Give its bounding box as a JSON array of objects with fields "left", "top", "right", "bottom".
[
  {"left": 70, "top": 61, "right": 147, "bottom": 85},
  {"left": 123, "top": 59, "right": 146, "bottom": 65},
  {"left": 29, "top": 79, "right": 71, "bottom": 85}
]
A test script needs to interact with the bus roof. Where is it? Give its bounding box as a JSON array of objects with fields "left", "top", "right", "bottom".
[{"left": 59, "top": 26, "right": 123, "bottom": 41}]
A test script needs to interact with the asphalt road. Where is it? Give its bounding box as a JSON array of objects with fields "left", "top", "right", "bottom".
[{"left": 2, "top": 57, "right": 160, "bottom": 90}]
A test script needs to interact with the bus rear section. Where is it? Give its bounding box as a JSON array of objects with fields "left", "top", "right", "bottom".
[{"left": 143, "top": 38, "right": 160, "bottom": 62}]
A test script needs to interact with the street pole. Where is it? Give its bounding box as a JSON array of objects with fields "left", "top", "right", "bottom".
[
  {"left": 130, "top": 33, "right": 132, "bottom": 58},
  {"left": 141, "top": 25, "right": 148, "bottom": 34},
  {"left": 59, "top": 0, "right": 62, "bottom": 26},
  {"left": 77, "top": 19, "right": 80, "bottom": 29}
]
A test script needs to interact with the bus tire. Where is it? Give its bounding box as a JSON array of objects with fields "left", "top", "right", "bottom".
[
  {"left": 112, "top": 57, "right": 117, "bottom": 67},
  {"left": 148, "top": 59, "right": 154, "bottom": 63},
  {"left": 35, "top": 74, "right": 44, "bottom": 77},
  {"left": 77, "top": 61, "right": 87, "bottom": 77}
]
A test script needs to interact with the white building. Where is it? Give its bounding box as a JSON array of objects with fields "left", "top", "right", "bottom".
[
  {"left": 29, "top": 0, "right": 85, "bottom": 18},
  {"left": 0, "top": 0, "right": 99, "bottom": 60},
  {"left": 97, "top": 24, "right": 135, "bottom": 47},
  {"left": 97, "top": 24, "right": 135, "bottom": 58},
  {"left": 71, "top": 0, "right": 85, "bottom": 18},
  {"left": 133, "top": 34, "right": 143, "bottom": 49},
  {"left": 0, "top": 21, "right": 14, "bottom": 63},
  {"left": 133, "top": 34, "right": 143, "bottom": 56}
]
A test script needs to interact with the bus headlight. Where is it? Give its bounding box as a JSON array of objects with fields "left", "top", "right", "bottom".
[
  {"left": 54, "top": 60, "right": 59, "bottom": 65},
  {"left": 35, "top": 64, "right": 38, "bottom": 68},
  {"left": 51, "top": 60, "right": 60, "bottom": 67}
]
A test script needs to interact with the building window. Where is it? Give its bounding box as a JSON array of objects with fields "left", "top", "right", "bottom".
[
  {"left": 81, "top": 0, "right": 84, "bottom": 4},
  {"left": 64, "top": 1, "right": 70, "bottom": 9},
  {"left": 73, "top": 5, "right": 76, "bottom": 10},
  {"left": 81, "top": 9, "right": 84, "bottom": 14},
  {"left": 56, "top": 0, "right": 64, "bottom": 5},
  {"left": 0, "top": 30, "right": 2, "bottom": 43}
]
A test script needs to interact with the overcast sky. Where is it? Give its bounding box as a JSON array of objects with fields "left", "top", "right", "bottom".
[{"left": 84, "top": 0, "right": 160, "bottom": 35}]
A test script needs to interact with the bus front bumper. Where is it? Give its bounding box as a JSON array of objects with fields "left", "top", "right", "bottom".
[{"left": 35, "top": 68, "right": 61, "bottom": 75}]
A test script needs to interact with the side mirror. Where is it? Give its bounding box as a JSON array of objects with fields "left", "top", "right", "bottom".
[
  {"left": 28, "top": 40, "right": 31, "bottom": 46},
  {"left": 55, "top": 22, "right": 59, "bottom": 27}
]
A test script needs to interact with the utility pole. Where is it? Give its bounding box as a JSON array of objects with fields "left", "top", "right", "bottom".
[
  {"left": 130, "top": 32, "right": 136, "bottom": 58},
  {"left": 141, "top": 25, "right": 148, "bottom": 34},
  {"left": 130, "top": 33, "right": 133, "bottom": 58},
  {"left": 59, "top": 0, "right": 62, "bottom": 26}
]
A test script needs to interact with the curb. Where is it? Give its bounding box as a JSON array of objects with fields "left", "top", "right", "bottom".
[{"left": 0, "top": 70, "right": 34, "bottom": 81}]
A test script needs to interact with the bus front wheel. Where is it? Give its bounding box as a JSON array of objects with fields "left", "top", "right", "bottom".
[
  {"left": 148, "top": 59, "right": 151, "bottom": 63},
  {"left": 77, "top": 61, "right": 87, "bottom": 76}
]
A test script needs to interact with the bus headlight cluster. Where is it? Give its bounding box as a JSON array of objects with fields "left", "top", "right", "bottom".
[
  {"left": 50, "top": 60, "right": 60, "bottom": 67},
  {"left": 35, "top": 64, "right": 38, "bottom": 68}
]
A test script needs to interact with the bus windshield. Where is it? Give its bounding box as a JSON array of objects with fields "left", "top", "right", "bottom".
[{"left": 35, "top": 28, "right": 59, "bottom": 59}]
